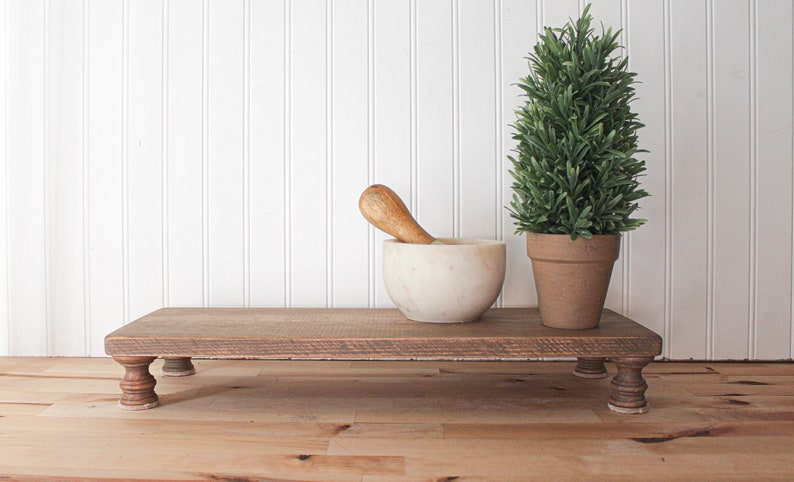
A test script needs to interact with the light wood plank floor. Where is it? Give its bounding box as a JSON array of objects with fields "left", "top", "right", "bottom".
[{"left": 1, "top": 357, "right": 793, "bottom": 481}]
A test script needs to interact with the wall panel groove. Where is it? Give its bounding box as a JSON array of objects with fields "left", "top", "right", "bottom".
[
  {"left": 78, "top": 0, "right": 92, "bottom": 356},
  {"left": 591, "top": 0, "right": 626, "bottom": 316},
  {"left": 325, "top": 0, "right": 332, "bottom": 308},
  {"left": 47, "top": 0, "right": 91, "bottom": 355},
  {"left": 662, "top": 0, "right": 673, "bottom": 359},
  {"left": 121, "top": 0, "right": 129, "bottom": 325},
  {"left": 3, "top": 0, "right": 794, "bottom": 359},
  {"left": 249, "top": 0, "right": 285, "bottom": 308},
  {"left": 201, "top": 0, "right": 209, "bottom": 307},
  {"left": 501, "top": 0, "right": 535, "bottom": 308},
  {"left": 82, "top": 0, "right": 91, "bottom": 356},
  {"left": 161, "top": 0, "right": 170, "bottom": 309},
  {"left": 705, "top": 0, "right": 714, "bottom": 359},
  {"left": 493, "top": 0, "right": 503, "bottom": 308},
  {"left": 372, "top": 0, "right": 411, "bottom": 308},
  {"left": 621, "top": 0, "right": 630, "bottom": 317},
  {"left": 452, "top": 0, "right": 460, "bottom": 239},
  {"left": 43, "top": 0, "right": 51, "bottom": 354},
  {"left": 242, "top": 0, "right": 250, "bottom": 308},
  {"left": 283, "top": 0, "right": 292, "bottom": 308},
  {"left": 409, "top": 0, "right": 417, "bottom": 217},
  {"left": 1, "top": 0, "right": 10, "bottom": 356},
  {"left": 748, "top": 0, "right": 757, "bottom": 359},
  {"left": 366, "top": 0, "right": 375, "bottom": 308},
  {"left": 754, "top": 0, "right": 792, "bottom": 360}
]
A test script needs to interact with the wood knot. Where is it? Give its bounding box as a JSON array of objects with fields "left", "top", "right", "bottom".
[{"left": 632, "top": 428, "right": 711, "bottom": 444}]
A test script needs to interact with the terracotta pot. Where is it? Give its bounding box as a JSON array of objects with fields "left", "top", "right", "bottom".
[{"left": 525, "top": 233, "right": 620, "bottom": 329}]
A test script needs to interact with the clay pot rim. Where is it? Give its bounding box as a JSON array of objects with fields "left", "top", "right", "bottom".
[
  {"left": 525, "top": 232, "right": 621, "bottom": 263},
  {"left": 523, "top": 232, "right": 622, "bottom": 239}
]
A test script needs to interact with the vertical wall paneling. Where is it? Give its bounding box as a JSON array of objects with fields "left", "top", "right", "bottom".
[
  {"left": 626, "top": 0, "right": 667, "bottom": 344},
  {"left": 242, "top": 0, "right": 250, "bottom": 306},
  {"left": 44, "top": 0, "right": 51, "bottom": 355},
  {"left": 86, "top": 0, "right": 124, "bottom": 355},
  {"left": 500, "top": 0, "right": 536, "bottom": 307},
  {"left": 167, "top": 0, "right": 204, "bottom": 307},
  {"left": 48, "top": 0, "right": 87, "bottom": 355},
  {"left": 493, "top": 0, "right": 503, "bottom": 252},
  {"left": 0, "top": 0, "right": 8, "bottom": 356},
  {"left": 670, "top": 0, "right": 709, "bottom": 359},
  {"left": 415, "top": 0, "right": 453, "bottom": 238},
  {"left": 249, "top": 0, "right": 286, "bottom": 307},
  {"left": 127, "top": 0, "right": 164, "bottom": 321},
  {"left": 4, "top": 0, "right": 794, "bottom": 359},
  {"left": 326, "top": 0, "right": 332, "bottom": 307},
  {"left": 706, "top": 0, "right": 715, "bottom": 360},
  {"left": 452, "top": 0, "right": 460, "bottom": 238},
  {"left": 747, "top": 0, "right": 757, "bottom": 360},
  {"left": 201, "top": 0, "right": 210, "bottom": 307},
  {"left": 587, "top": 0, "right": 626, "bottom": 314},
  {"left": 283, "top": 0, "right": 292, "bottom": 307},
  {"left": 207, "top": 0, "right": 244, "bottom": 307},
  {"left": 712, "top": 0, "right": 752, "bottom": 359},
  {"left": 162, "top": 0, "right": 170, "bottom": 307},
  {"left": 755, "top": 0, "right": 794, "bottom": 359},
  {"left": 588, "top": 0, "right": 623, "bottom": 38},
  {"left": 82, "top": 0, "right": 90, "bottom": 354},
  {"left": 410, "top": 0, "right": 418, "bottom": 229},
  {"left": 326, "top": 0, "right": 333, "bottom": 307},
  {"left": 366, "top": 0, "right": 374, "bottom": 307},
  {"left": 620, "top": 0, "right": 629, "bottom": 315},
  {"left": 331, "top": 0, "right": 369, "bottom": 307},
  {"left": 372, "top": 0, "right": 411, "bottom": 307},
  {"left": 122, "top": 0, "right": 129, "bottom": 323},
  {"left": 663, "top": 0, "right": 673, "bottom": 358},
  {"left": 542, "top": 0, "right": 580, "bottom": 28},
  {"left": 7, "top": 0, "right": 48, "bottom": 355},
  {"left": 458, "top": 0, "right": 496, "bottom": 240},
  {"left": 289, "top": 0, "right": 328, "bottom": 307}
]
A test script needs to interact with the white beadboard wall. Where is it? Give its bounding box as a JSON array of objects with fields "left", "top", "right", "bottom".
[{"left": 1, "top": 0, "right": 793, "bottom": 359}]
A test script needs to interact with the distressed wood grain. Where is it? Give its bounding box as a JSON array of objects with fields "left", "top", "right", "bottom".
[
  {"left": 104, "top": 308, "right": 662, "bottom": 412},
  {"left": 105, "top": 308, "right": 662, "bottom": 359}
]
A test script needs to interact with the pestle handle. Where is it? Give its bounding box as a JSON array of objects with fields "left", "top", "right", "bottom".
[{"left": 359, "top": 184, "right": 440, "bottom": 244}]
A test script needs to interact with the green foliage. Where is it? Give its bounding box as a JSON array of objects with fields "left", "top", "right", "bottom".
[{"left": 508, "top": 4, "right": 648, "bottom": 240}]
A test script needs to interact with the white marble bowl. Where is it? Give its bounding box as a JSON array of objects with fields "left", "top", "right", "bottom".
[{"left": 383, "top": 237, "right": 507, "bottom": 323}]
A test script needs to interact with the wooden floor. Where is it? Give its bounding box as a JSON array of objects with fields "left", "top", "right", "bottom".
[{"left": 1, "top": 358, "right": 793, "bottom": 481}]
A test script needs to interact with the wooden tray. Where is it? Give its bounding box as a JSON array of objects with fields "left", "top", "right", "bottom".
[{"left": 105, "top": 308, "right": 662, "bottom": 414}]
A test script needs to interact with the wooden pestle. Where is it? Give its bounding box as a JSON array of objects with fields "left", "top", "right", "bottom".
[{"left": 358, "top": 184, "right": 442, "bottom": 244}]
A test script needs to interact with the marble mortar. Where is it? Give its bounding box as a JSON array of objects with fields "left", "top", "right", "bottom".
[{"left": 383, "top": 237, "right": 507, "bottom": 323}]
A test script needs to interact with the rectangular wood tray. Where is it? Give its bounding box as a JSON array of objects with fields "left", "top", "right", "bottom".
[{"left": 105, "top": 307, "right": 662, "bottom": 414}]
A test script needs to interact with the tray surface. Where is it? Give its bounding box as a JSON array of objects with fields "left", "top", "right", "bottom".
[{"left": 105, "top": 308, "right": 662, "bottom": 360}]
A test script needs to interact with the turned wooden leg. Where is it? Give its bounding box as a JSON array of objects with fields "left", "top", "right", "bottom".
[
  {"left": 113, "top": 356, "right": 159, "bottom": 410},
  {"left": 573, "top": 357, "right": 608, "bottom": 379},
  {"left": 608, "top": 356, "right": 653, "bottom": 414},
  {"left": 162, "top": 357, "right": 196, "bottom": 377}
]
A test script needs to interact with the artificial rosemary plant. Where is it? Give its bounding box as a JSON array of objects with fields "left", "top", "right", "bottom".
[{"left": 508, "top": 4, "right": 648, "bottom": 240}]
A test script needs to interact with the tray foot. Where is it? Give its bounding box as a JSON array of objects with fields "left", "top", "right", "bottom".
[
  {"left": 162, "top": 357, "right": 196, "bottom": 377},
  {"left": 608, "top": 356, "right": 653, "bottom": 414},
  {"left": 113, "top": 356, "right": 159, "bottom": 410},
  {"left": 573, "top": 357, "right": 608, "bottom": 379}
]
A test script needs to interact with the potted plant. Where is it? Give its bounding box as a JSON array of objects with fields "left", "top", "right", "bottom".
[{"left": 508, "top": 4, "right": 648, "bottom": 329}]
